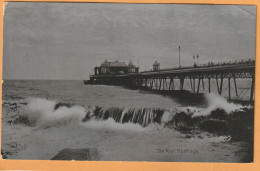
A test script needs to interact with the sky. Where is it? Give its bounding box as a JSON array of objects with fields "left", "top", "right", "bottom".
[{"left": 3, "top": 3, "right": 256, "bottom": 80}]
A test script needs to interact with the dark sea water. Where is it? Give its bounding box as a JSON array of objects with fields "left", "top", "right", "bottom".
[
  {"left": 2, "top": 80, "right": 187, "bottom": 108},
  {"left": 1, "top": 80, "right": 254, "bottom": 162}
]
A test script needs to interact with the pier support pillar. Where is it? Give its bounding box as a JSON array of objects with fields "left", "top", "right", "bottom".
[
  {"left": 150, "top": 79, "right": 154, "bottom": 90},
  {"left": 216, "top": 76, "right": 220, "bottom": 94},
  {"left": 180, "top": 77, "right": 184, "bottom": 90},
  {"left": 208, "top": 78, "right": 211, "bottom": 93},
  {"left": 162, "top": 79, "right": 165, "bottom": 90},
  {"left": 233, "top": 74, "right": 238, "bottom": 96},
  {"left": 169, "top": 78, "right": 173, "bottom": 90},
  {"left": 228, "top": 77, "right": 231, "bottom": 100},
  {"left": 219, "top": 75, "right": 224, "bottom": 95},
  {"left": 193, "top": 76, "right": 195, "bottom": 93},
  {"left": 170, "top": 78, "right": 175, "bottom": 90},
  {"left": 190, "top": 77, "right": 193, "bottom": 91},
  {"left": 250, "top": 76, "right": 255, "bottom": 102},
  {"left": 173, "top": 78, "right": 175, "bottom": 90},
  {"left": 159, "top": 78, "right": 162, "bottom": 90},
  {"left": 202, "top": 78, "right": 205, "bottom": 90},
  {"left": 163, "top": 79, "right": 167, "bottom": 90},
  {"left": 145, "top": 79, "right": 148, "bottom": 87},
  {"left": 197, "top": 76, "right": 201, "bottom": 94}
]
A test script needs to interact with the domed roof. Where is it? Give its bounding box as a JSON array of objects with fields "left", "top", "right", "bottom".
[
  {"left": 101, "top": 60, "right": 127, "bottom": 67},
  {"left": 128, "top": 60, "right": 135, "bottom": 67},
  {"left": 153, "top": 61, "right": 159, "bottom": 66}
]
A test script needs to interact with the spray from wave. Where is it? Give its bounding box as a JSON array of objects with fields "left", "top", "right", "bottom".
[
  {"left": 4, "top": 93, "right": 253, "bottom": 142},
  {"left": 190, "top": 93, "right": 243, "bottom": 117},
  {"left": 21, "top": 98, "right": 86, "bottom": 127},
  {"left": 80, "top": 118, "right": 154, "bottom": 132}
]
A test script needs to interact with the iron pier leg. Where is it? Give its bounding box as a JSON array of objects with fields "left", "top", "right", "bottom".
[
  {"left": 216, "top": 76, "right": 220, "bottom": 94},
  {"left": 220, "top": 75, "right": 224, "bottom": 95},
  {"left": 202, "top": 78, "right": 205, "bottom": 90},
  {"left": 208, "top": 78, "right": 211, "bottom": 93},
  {"left": 190, "top": 77, "right": 193, "bottom": 91},
  {"left": 172, "top": 78, "right": 175, "bottom": 90},
  {"left": 193, "top": 76, "right": 195, "bottom": 93},
  {"left": 228, "top": 77, "right": 231, "bottom": 100},
  {"left": 162, "top": 79, "right": 164, "bottom": 90},
  {"left": 150, "top": 79, "right": 154, "bottom": 90},
  {"left": 180, "top": 77, "right": 184, "bottom": 90},
  {"left": 162, "top": 79, "right": 165, "bottom": 90},
  {"left": 169, "top": 78, "right": 172, "bottom": 90},
  {"left": 165, "top": 79, "right": 168, "bottom": 90},
  {"left": 197, "top": 76, "right": 201, "bottom": 94},
  {"left": 233, "top": 74, "right": 238, "bottom": 96},
  {"left": 159, "top": 79, "right": 162, "bottom": 90},
  {"left": 250, "top": 76, "right": 255, "bottom": 102},
  {"left": 179, "top": 77, "right": 182, "bottom": 90}
]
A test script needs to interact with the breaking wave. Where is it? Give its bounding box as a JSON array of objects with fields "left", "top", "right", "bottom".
[
  {"left": 3, "top": 93, "right": 253, "bottom": 141},
  {"left": 7, "top": 98, "right": 86, "bottom": 127},
  {"left": 79, "top": 118, "right": 154, "bottom": 132},
  {"left": 24, "top": 98, "right": 87, "bottom": 127}
]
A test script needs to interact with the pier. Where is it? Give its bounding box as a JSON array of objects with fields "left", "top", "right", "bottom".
[{"left": 86, "top": 60, "right": 255, "bottom": 101}]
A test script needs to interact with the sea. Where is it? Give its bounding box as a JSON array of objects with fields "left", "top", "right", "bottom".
[{"left": 1, "top": 80, "right": 254, "bottom": 162}]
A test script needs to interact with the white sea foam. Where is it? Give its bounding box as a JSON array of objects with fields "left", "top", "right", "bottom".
[
  {"left": 80, "top": 118, "right": 147, "bottom": 132},
  {"left": 22, "top": 98, "right": 86, "bottom": 127},
  {"left": 198, "top": 93, "right": 242, "bottom": 116},
  {"left": 168, "top": 93, "right": 243, "bottom": 118},
  {"left": 20, "top": 93, "right": 243, "bottom": 129},
  {"left": 188, "top": 93, "right": 242, "bottom": 117}
]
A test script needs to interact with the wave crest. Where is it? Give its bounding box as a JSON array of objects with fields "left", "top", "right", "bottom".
[
  {"left": 4, "top": 93, "right": 253, "bottom": 141},
  {"left": 21, "top": 98, "right": 86, "bottom": 127}
]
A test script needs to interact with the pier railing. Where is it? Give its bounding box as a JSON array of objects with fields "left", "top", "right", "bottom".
[{"left": 88, "top": 61, "right": 255, "bottom": 101}]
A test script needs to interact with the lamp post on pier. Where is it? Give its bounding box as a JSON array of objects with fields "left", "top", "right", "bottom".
[
  {"left": 179, "top": 45, "right": 181, "bottom": 68},
  {"left": 197, "top": 54, "right": 199, "bottom": 66}
]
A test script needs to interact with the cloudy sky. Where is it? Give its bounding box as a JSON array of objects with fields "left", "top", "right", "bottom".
[{"left": 3, "top": 3, "right": 256, "bottom": 80}]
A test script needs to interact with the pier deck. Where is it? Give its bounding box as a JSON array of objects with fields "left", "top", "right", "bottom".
[{"left": 87, "top": 62, "right": 255, "bottom": 101}]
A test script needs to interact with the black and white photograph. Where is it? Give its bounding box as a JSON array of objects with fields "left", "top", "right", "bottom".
[{"left": 1, "top": 2, "right": 256, "bottom": 162}]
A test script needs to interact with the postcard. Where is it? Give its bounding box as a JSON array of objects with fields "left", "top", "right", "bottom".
[{"left": 1, "top": 2, "right": 256, "bottom": 163}]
